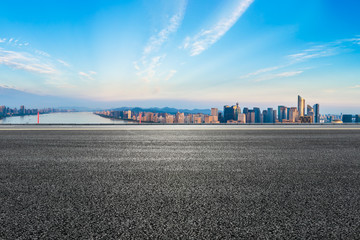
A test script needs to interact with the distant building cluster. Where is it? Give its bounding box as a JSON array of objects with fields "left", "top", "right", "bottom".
[
  {"left": 340, "top": 114, "right": 360, "bottom": 123},
  {"left": 223, "top": 95, "right": 320, "bottom": 124},
  {"left": 0, "top": 105, "right": 73, "bottom": 119},
  {"left": 95, "top": 109, "right": 220, "bottom": 124},
  {"left": 95, "top": 95, "right": 327, "bottom": 124}
]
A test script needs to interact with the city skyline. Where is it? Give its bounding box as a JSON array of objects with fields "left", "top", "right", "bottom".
[
  {"left": 1, "top": 0, "right": 360, "bottom": 113},
  {"left": 4, "top": 95, "right": 359, "bottom": 124}
]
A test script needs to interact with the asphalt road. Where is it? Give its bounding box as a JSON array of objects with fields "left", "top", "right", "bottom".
[{"left": 1, "top": 127, "right": 360, "bottom": 239}]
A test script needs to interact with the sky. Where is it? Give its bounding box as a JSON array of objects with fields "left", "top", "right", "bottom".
[{"left": 0, "top": 0, "right": 360, "bottom": 113}]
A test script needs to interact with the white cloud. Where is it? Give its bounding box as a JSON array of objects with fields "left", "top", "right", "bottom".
[
  {"left": 240, "top": 65, "right": 283, "bottom": 79},
  {"left": 350, "top": 85, "right": 360, "bottom": 89},
  {"left": 79, "top": 71, "right": 97, "bottom": 81},
  {"left": 253, "top": 70, "right": 303, "bottom": 82},
  {"left": 136, "top": 55, "right": 166, "bottom": 82},
  {"left": 276, "top": 71, "right": 303, "bottom": 77},
  {"left": 287, "top": 48, "right": 336, "bottom": 63},
  {"left": 136, "top": 1, "right": 187, "bottom": 82},
  {"left": 240, "top": 36, "right": 360, "bottom": 82},
  {"left": 143, "top": 0, "right": 187, "bottom": 55},
  {"left": 35, "top": 49, "right": 51, "bottom": 57},
  {"left": 0, "top": 38, "right": 6, "bottom": 43},
  {"left": 0, "top": 48, "right": 57, "bottom": 74},
  {"left": 183, "top": 0, "right": 254, "bottom": 56},
  {"left": 165, "top": 69, "right": 177, "bottom": 81},
  {"left": 57, "top": 59, "right": 70, "bottom": 67}
]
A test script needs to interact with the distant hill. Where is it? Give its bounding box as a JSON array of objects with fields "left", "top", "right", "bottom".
[
  {"left": 112, "top": 107, "right": 211, "bottom": 115},
  {"left": 0, "top": 86, "right": 213, "bottom": 114}
]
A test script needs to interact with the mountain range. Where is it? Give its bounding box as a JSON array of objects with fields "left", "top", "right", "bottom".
[{"left": 0, "top": 87, "right": 212, "bottom": 114}]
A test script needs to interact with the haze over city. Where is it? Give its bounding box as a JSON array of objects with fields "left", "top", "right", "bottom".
[{"left": 1, "top": 0, "right": 360, "bottom": 113}]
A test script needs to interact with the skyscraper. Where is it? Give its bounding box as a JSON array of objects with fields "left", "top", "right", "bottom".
[
  {"left": 342, "top": 114, "right": 352, "bottom": 123},
  {"left": 267, "top": 108, "right": 274, "bottom": 123},
  {"left": 20, "top": 105, "right": 25, "bottom": 115},
  {"left": 355, "top": 115, "right": 360, "bottom": 123},
  {"left": 243, "top": 107, "right": 249, "bottom": 114},
  {"left": 278, "top": 106, "right": 288, "bottom": 122},
  {"left": 224, "top": 105, "right": 235, "bottom": 122},
  {"left": 224, "top": 104, "right": 240, "bottom": 122},
  {"left": 313, "top": 104, "right": 320, "bottom": 123},
  {"left": 262, "top": 110, "right": 268, "bottom": 123},
  {"left": 234, "top": 103, "right": 241, "bottom": 120},
  {"left": 252, "top": 107, "right": 260, "bottom": 123},
  {"left": 307, "top": 105, "right": 314, "bottom": 123},
  {"left": 298, "top": 95, "right": 305, "bottom": 117},
  {"left": 288, "top": 107, "right": 299, "bottom": 123}
]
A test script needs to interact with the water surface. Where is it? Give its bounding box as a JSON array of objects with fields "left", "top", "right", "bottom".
[{"left": 0, "top": 112, "right": 129, "bottom": 124}]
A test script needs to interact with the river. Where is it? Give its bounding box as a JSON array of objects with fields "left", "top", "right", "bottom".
[{"left": 0, "top": 112, "right": 130, "bottom": 124}]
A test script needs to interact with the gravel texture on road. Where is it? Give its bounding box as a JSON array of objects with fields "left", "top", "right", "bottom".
[{"left": 1, "top": 128, "right": 360, "bottom": 239}]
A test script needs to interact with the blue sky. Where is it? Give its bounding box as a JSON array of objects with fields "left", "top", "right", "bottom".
[{"left": 0, "top": 0, "right": 360, "bottom": 113}]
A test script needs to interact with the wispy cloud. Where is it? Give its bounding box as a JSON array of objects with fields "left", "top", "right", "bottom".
[
  {"left": 240, "top": 36, "right": 360, "bottom": 82},
  {"left": 57, "top": 59, "right": 70, "bottom": 67},
  {"left": 183, "top": 0, "right": 254, "bottom": 56},
  {"left": 239, "top": 66, "right": 283, "bottom": 79},
  {"left": 135, "top": 1, "right": 187, "bottom": 82},
  {"left": 135, "top": 55, "right": 166, "bottom": 82},
  {"left": 165, "top": 69, "right": 177, "bottom": 81},
  {"left": 79, "top": 71, "right": 97, "bottom": 81},
  {"left": 253, "top": 70, "right": 303, "bottom": 82},
  {"left": 349, "top": 85, "right": 360, "bottom": 89},
  {"left": 287, "top": 46, "right": 337, "bottom": 63},
  {"left": 143, "top": 1, "right": 187, "bottom": 55},
  {"left": 276, "top": 71, "right": 303, "bottom": 77},
  {"left": 0, "top": 37, "right": 98, "bottom": 91},
  {"left": 0, "top": 48, "right": 57, "bottom": 74}
]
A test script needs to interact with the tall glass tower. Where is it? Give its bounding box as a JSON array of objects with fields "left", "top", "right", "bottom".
[
  {"left": 298, "top": 95, "right": 305, "bottom": 117},
  {"left": 313, "top": 104, "right": 320, "bottom": 123}
]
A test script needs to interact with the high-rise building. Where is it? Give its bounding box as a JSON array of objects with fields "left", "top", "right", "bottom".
[
  {"left": 20, "top": 105, "right": 25, "bottom": 115},
  {"left": 166, "top": 114, "right": 174, "bottom": 123},
  {"left": 307, "top": 105, "right": 314, "bottom": 123},
  {"left": 246, "top": 110, "right": 255, "bottom": 123},
  {"left": 342, "top": 114, "right": 353, "bottom": 123},
  {"left": 209, "top": 108, "right": 219, "bottom": 123},
  {"left": 298, "top": 95, "right": 305, "bottom": 117},
  {"left": 238, "top": 113, "right": 246, "bottom": 123},
  {"left": 243, "top": 107, "right": 249, "bottom": 115},
  {"left": 278, "top": 106, "right": 288, "bottom": 122},
  {"left": 262, "top": 110, "right": 268, "bottom": 123},
  {"left": 278, "top": 106, "right": 284, "bottom": 121},
  {"left": 253, "top": 107, "right": 261, "bottom": 123},
  {"left": 313, "top": 104, "right": 320, "bottom": 123},
  {"left": 175, "top": 112, "right": 184, "bottom": 123},
  {"left": 211, "top": 108, "right": 218, "bottom": 117},
  {"left": 355, "top": 115, "right": 360, "bottom": 123},
  {"left": 234, "top": 103, "right": 241, "bottom": 120},
  {"left": 224, "top": 104, "right": 240, "bottom": 122},
  {"left": 0, "top": 105, "right": 6, "bottom": 117},
  {"left": 267, "top": 108, "right": 274, "bottom": 123},
  {"left": 273, "top": 110, "right": 277, "bottom": 123},
  {"left": 223, "top": 105, "right": 234, "bottom": 122},
  {"left": 288, "top": 107, "right": 299, "bottom": 123},
  {"left": 125, "top": 110, "right": 131, "bottom": 119},
  {"left": 307, "top": 105, "right": 313, "bottom": 115}
]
